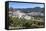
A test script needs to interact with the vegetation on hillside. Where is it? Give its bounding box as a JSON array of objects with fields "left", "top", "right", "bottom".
[{"left": 9, "top": 16, "right": 45, "bottom": 29}]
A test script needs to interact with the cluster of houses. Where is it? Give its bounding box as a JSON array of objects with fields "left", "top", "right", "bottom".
[{"left": 9, "top": 10, "right": 44, "bottom": 22}]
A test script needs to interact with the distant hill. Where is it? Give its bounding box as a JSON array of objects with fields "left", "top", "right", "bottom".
[{"left": 9, "top": 7, "right": 44, "bottom": 13}]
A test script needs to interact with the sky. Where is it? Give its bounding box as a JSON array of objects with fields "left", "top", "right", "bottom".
[{"left": 9, "top": 2, "right": 44, "bottom": 8}]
